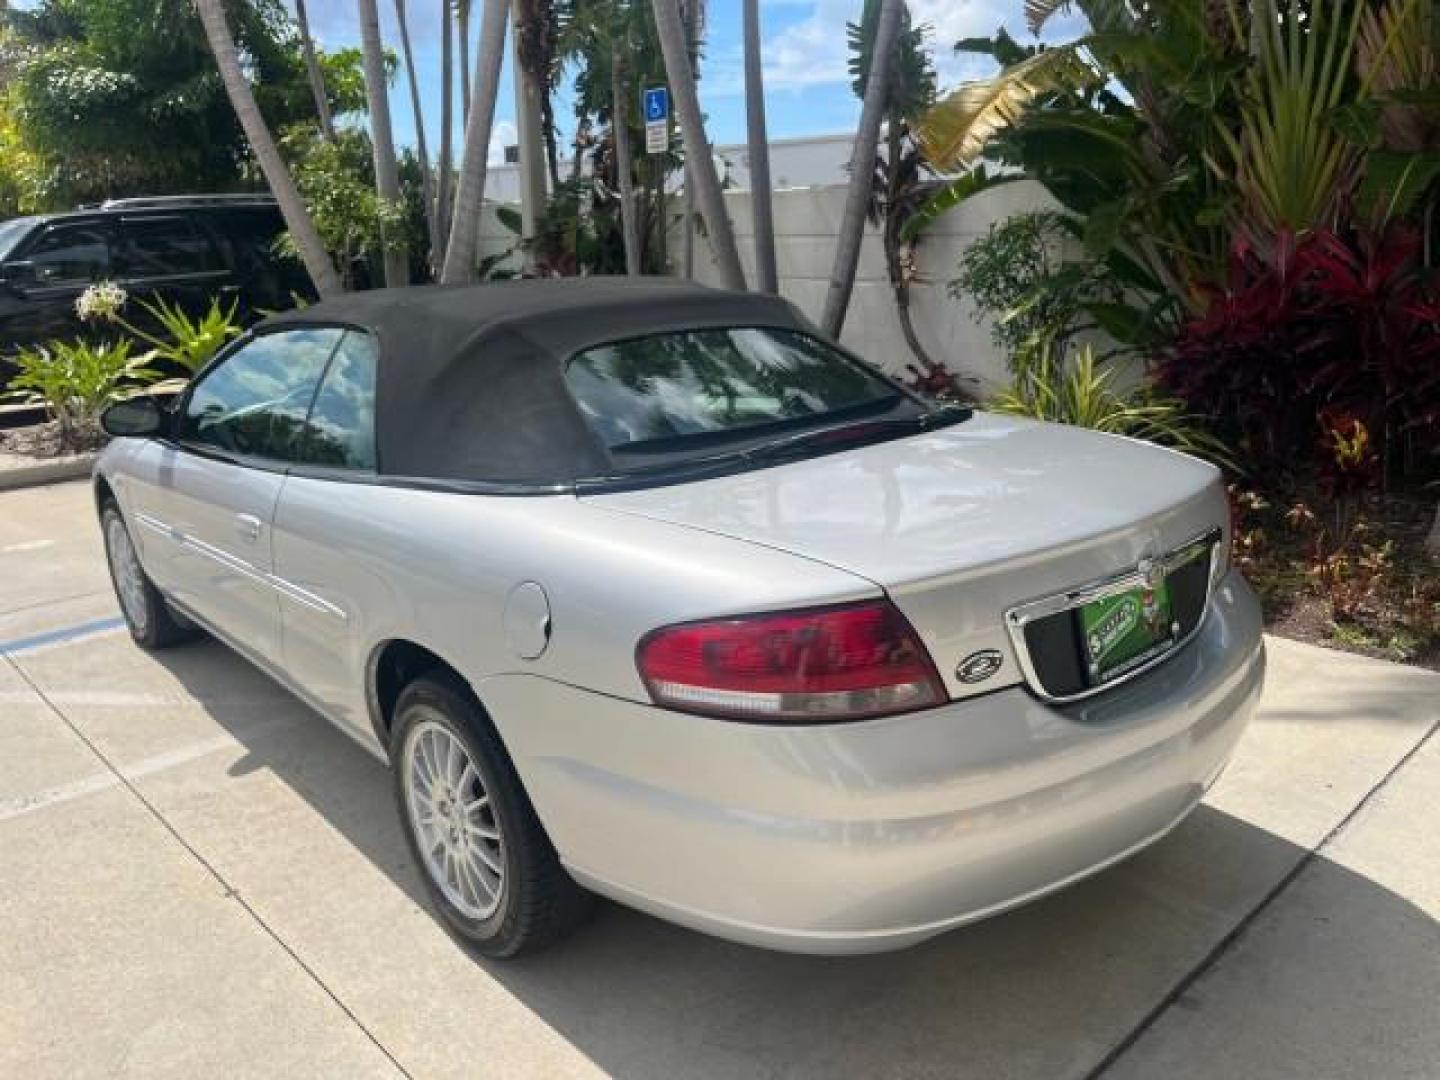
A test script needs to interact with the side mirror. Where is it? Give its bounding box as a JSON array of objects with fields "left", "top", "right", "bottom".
[{"left": 101, "top": 395, "right": 169, "bottom": 438}]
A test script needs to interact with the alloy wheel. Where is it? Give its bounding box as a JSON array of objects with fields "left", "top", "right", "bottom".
[{"left": 400, "top": 711, "right": 506, "bottom": 920}]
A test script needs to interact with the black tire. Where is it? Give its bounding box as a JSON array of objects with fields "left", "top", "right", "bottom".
[
  {"left": 390, "top": 672, "right": 592, "bottom": 957},
  {"left": 100, "top": 502, "right": 196, "bottom": 650}
]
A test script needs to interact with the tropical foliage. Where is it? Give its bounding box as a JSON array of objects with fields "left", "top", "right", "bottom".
[
  {"left": 3, "top": 338, "right": 155, "bottom": 451},
  {"left": 922, "top": 0, "right": 1440, "bottom": 489},
  {"left": 993, "top": 344, "right": 1233, "bottom": 465},
  {"left": 0, "top": 0, "right": 363, "bottom": 209}
]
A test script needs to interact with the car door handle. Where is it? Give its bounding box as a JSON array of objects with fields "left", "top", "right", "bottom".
[{"left": 234, "top": 513, "right": 263, "bottom": 543}]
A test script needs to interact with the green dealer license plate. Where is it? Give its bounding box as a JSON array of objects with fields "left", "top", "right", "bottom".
[{"left": 1079, "top": 579, "right": 1178, "bottom": 685}]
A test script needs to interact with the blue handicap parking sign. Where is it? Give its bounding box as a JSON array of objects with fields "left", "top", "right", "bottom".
[{"left": 644, "top": 87, "right": 669, "bottom": 123}]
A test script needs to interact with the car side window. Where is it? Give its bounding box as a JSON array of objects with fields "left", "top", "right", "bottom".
[
  {"left": 296, "top": 331, "right": 379, "bottom": 471},
  {"left": 23, "top": 223, "right": 112, "bottom": 286},
  {"left": 120, "top": 216, "right": 221, "bottom": 279},
  {"left": 179, "top": 328, "right": 344, "bottom": 461}
]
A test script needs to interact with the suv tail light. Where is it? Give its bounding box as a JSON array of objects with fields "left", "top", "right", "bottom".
[{"left": 636, "top": 600, "right": 946, "bottom": 722}]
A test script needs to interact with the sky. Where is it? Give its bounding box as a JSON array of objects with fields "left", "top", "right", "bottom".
[{"left": 295, "top": 0, "right": 1086, "bottom": 164}]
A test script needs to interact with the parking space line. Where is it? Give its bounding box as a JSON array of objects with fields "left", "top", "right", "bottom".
[
  {"left": 0, "top": 716, "right": 295, "bottom": 824},
  {"left": 0, "top": 540, "right": 56, "bottom": 555},
  {"left": 0, "top": 651, "right": 415, "bottom": 1080},
  {"left": 0, "top": 616, "right": 126, "bottom": 656}
]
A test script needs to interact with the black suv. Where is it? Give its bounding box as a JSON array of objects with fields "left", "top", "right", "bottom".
[{"left": 0, "top": 194, "right": 314, "bottom": 376}]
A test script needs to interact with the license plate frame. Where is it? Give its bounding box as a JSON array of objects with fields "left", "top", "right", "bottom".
[{"left": 1078, "top": 578, "right": 1179, "bottom": 686}]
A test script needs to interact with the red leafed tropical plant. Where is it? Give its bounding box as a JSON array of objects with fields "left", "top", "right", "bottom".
[{"left": 1157, "top": 227, "right": 1440, "bottom": 480}]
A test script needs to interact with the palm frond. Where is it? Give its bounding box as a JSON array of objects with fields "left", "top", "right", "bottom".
[
  {"left": 917, "top": 45, "right": 1099, "bottom": 171},
  {"left": 1024, "top": 0, "right": 1069, "bottom": 35}
]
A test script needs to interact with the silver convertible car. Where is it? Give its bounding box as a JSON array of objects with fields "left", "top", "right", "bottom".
[{"left": 95, "top": 279, "right": 1265, "bottom": 957}]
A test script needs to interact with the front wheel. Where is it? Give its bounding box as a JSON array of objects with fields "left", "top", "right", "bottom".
[
  {"left": 100, "top": 503, "right": 195, "bottom": 650},
  {"left": 391, "top": 673, "right": 591, "bottom": 957}
]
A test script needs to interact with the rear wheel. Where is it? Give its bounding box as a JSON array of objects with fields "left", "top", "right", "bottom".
[
  {"left": 100, "top": 503, "right": 194, "bottom": 650},
  {"left": 391, "top": 672, "right": 591, "bottom": 957}
]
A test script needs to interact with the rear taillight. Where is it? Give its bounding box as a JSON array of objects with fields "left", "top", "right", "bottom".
[{"left": 636, "top": 600, "right": 946, "bottom": 722}]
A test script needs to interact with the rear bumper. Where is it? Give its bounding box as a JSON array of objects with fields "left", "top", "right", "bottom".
[{"left": 480, "top": 571, "right": 1266, "bottom": 954}]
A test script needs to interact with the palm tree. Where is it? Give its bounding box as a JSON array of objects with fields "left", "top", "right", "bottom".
[
  {"left": 514, "top": 0, "right": 562, "bottom": 190},
  {"left": 441, "top": 0, "right": 513, "bottom": 282},
  {"left": 437, "top": 0, "right": 456, "bottom": 252},
  {"left": 679, "top": 0, "right": 702, "bottom": 278},
  {"left": 847, "top": 0, "right": 937, "bottom": 370},
  {"left": 742, "top": 0, "right": 777, "bottom": 293},
  {"left": 358, "top": 0, "right": 409, "bottom": 287},
  {"left": 394, "top": 0, "right": 440, "bottom": 270},
  {"left": 650, "top": 0, "right": 745, "bottom": 290},
  {"left": 457, "top": 0, "right": 473, "bottom": 127},
  {"left": 511, "top": 0, "right": 551, "bottom": 245},
  {"left": 295, "top": 0, "right": 335, "bottom": 141},
  {"left": 195, "top": 0, "right": 342, "bottom": 296},
  {"left": 820, "top": 0, "right": 901, "bottom": 335},
  {"left": 611, "top": 40, "right": 641, "bottom": 274}
]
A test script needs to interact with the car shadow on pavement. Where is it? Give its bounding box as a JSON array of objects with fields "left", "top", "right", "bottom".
[{"left": 146, "top": 638, "right": 1440, "bottom": 1080}]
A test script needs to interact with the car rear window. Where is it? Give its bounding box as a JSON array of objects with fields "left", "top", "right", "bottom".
[{"left": 565, "top": 327, "right": 901, "bottom": 452}]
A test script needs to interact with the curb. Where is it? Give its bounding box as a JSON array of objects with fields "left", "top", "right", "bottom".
[{"left": 0, "top": 454, "right": 97, "bottom": 492}]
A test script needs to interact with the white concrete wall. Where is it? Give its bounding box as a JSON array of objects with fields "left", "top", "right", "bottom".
[
  {"left": 683, "top": 180, "right": 1059, "bottom": 392},
  {"left": 477, "top": 178, "right": 1058, "bottom": 393}
]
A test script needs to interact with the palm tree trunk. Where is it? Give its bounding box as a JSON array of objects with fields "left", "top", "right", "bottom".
[
  {"left": 679, "top": 0, "right": 701, "bottom": 278},
  {"left": 441, "top": 0, "right": 512, "bottom": 283},
  {"left": 651, "top": 0, "right": 744, "bottom": 290},
  {"left": 512, "top": 0, "right": 550, "bottom": 255},
  {"left": 437, "top": 0, "right": 456, "bottom": 253},
  {"left": 883, "top": 121, "right": 936, "bottom": 372},
  {"left": 458, "top": 0, "right": 473, "bottom": 128},
  {"left": 611, "top": 44, "right": 641, "bottom": 276},
  {"left": 195, "top": 0, "right": 342, "bottom": 296},
  {"left": 821, "top": 0, "right": 902, "bottom": 336},
  {"left": 295, "top": 0, "right": 335, "bottom": 141},
  {"left": 358, "top": 0, "right": 410, "bottom": 287},
  {"left": 742, "top": 0, "right": 777, "bottom": 293},
  {"left": 394, "top": 0, "right": 440, "bottom": 273}
]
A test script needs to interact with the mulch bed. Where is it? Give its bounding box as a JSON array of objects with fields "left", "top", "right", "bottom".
[
  {"left": 1239, "top": 486, "right": 1440, "bottom": 671},
  {"left": 0, "top": 420, "right": 105, "bottom": 459}
]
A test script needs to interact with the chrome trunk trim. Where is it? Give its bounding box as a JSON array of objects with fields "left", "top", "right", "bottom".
[{"left": 1004, "top": 528, "right": 1222, "bottom": 704}]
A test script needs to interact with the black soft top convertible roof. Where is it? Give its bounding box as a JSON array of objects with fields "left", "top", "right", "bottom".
[{"left": 262, "top": 278, "right": 816, "bottom": 487}]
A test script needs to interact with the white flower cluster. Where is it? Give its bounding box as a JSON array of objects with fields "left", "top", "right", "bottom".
[{"left": 75, "top": 281, "right": 129, "bottom": 323}]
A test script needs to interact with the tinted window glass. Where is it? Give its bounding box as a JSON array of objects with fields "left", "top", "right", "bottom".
[
  {"left": 24, "top": 223, "right": 111, "bottom": 285},
  {"left": 121, "top": 216, "right": 220, "bottom": 278},
  {"left": 0, "top": 216, "right": 39, "bottom": 261},
  {"left": 180, "top": 329, "right": 343, "bottom": 460},
  {"left": 565, "top": 328, "right": 898, "bottom": 450},
  {"left": 297, "top": 331, "right": 379, "bottom": 470}
]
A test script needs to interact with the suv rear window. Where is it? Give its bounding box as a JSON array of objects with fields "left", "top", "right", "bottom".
[
  {"left": 0, "top": 217, "right": 38, "bottom": 261},
  {"left": 121, "top": 215, "right": 221, "bottom": 278},
  {"left": 565, "top": 327, "right": 901, "bottom": 452}
]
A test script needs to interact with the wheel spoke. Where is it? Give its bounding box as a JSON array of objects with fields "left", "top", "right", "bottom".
[
  {"left": 457, "top": 761, "right": 479, "bottom": 798},
  {"left": 457, "top": 851, "right": 491, "bottom": 905},
  {"left": 472, "top": 841, "right": 503, "bottom": 876},
  {"left": 465, "top": 819, "right": 500, "bottom": 842}
]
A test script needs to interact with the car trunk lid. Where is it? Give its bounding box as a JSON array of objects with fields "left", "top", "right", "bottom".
[{"left": 582, "top": 412, "right": 1228, "bottom": 700}]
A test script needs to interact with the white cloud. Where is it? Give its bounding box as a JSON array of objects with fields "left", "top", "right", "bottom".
[{"left": 710, "top": 0, "right": 1079, "bottom": 98}]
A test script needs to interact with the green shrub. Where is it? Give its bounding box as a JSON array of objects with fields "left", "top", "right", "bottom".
[
  {"left": 950, "top": 211, "right": 1123, "bottom": 368},
  {"left": 3, "top": 339, "right": 157, "bottom": 452},
  {"left": 992, "top": 343, "right": 1233, "bottom": 469},
  {"left": 138, "top": 294, "right": 241, "bottom": 374}
]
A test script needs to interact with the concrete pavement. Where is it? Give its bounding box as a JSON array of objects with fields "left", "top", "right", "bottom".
[{"left": 1, "top": 479, "right": 1437, "bottom": 1079}]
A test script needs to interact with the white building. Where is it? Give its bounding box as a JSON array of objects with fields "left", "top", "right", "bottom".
[{"left": 485, "top": 132, "right": 858, "bottom": 202}]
